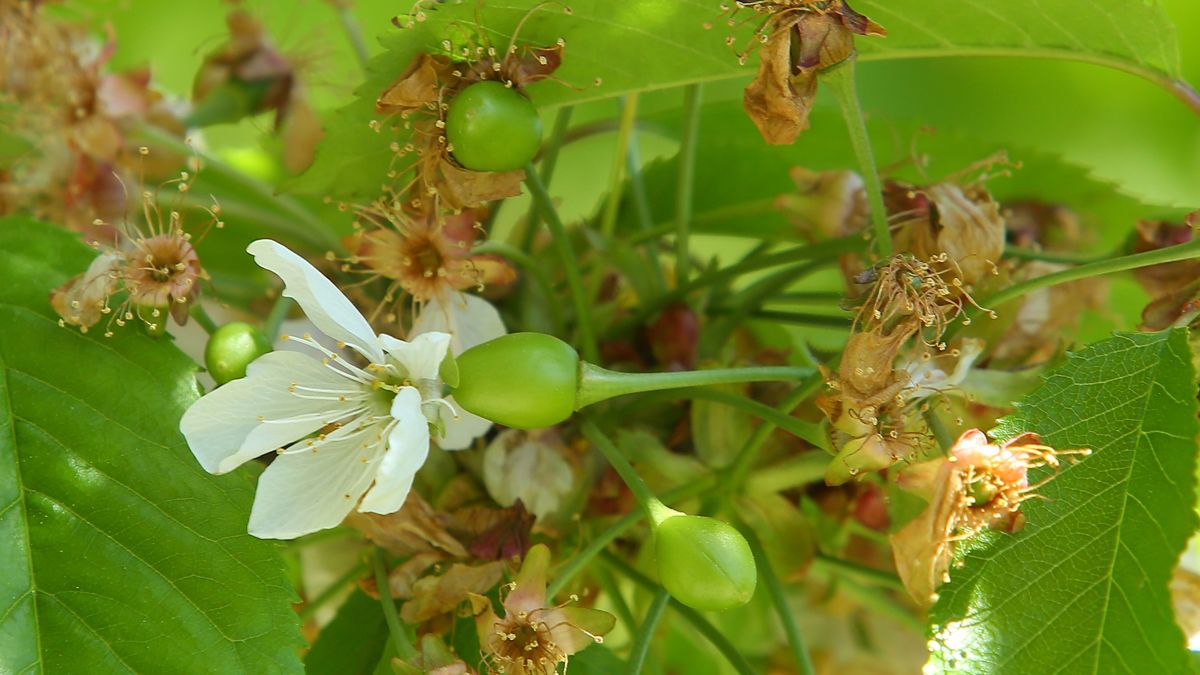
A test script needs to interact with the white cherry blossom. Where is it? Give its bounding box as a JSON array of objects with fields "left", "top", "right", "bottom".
[{"left": 180, "top": 239, "right": 489, "bottom": 539}]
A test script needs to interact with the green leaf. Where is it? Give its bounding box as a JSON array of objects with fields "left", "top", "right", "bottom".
[
  {"left": 305, "top": 590, "right": 389, "bottom": 675},
  {"left": 291, "top": 0, "right": 1193, "bottom": 198},
  {"left": 927, "top": 329, "right": 1199, "bottom": 674},
  {"left": 0, "top": 217, "right": 303, "bottom": 674}
]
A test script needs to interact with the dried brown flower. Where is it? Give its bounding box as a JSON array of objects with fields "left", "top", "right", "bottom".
[
  {"left": 890, "top": 428, "right": 1089, "bottom": 604},
  {"left": 716, "top": 1, "right": 885, "bottom": 144}
]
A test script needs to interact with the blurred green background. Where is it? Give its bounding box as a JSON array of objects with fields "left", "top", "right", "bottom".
[{"left": 72, "top": 0, "right": 1198, "bottom": 206}]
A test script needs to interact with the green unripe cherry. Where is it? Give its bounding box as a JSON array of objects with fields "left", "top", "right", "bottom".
[
  {"left": 451, "top": 332, "right": 579, "bottom": 429},
  {"left": 446, "top": 81, "right": 543, "bottom": 173},
  {"left": 653, "top": 512, "right": 757, "bottom": 612},
  {"left": 206, "top": 321, "right": 272, "bottom": 385}
]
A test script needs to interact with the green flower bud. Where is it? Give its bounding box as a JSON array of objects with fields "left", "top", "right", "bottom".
[
  {"left": 653, "top": 511, "right": 757, "bottom": 612},
  {"left": 452, "top": 332, "right": 579, "bottom": 428},
  {"left": 205, "top": 321, "right": 271, "bottom": 385}
]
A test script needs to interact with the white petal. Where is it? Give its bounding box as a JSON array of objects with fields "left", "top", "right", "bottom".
[
  {"left": 378, "top": 331, "right": 451, "bottom": 382},
  {"left": 247, "top": 240, "right": 384, "bottom": 363},
  {"left": 181, "top": 350, "right": 365, "bottom": 474},
  {"left": 413, "top": 292, "right": 506, "bottom": 356},
  {"left": 437, "top": 395, "right": 493, "bottom": 450},
  {"left": 247, "top": 421, "right": 387, "bottom": 539},
  {"left": 359, "top": 387, "right": 430, "bottom": 514}
]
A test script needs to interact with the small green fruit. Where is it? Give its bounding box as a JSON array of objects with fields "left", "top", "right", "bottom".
[
  {"left": 206, "top": 321, "right": 272, "bottom": 385},
  {"left": 654, "top": 514, "right": 757, "bottom": 612},
  {"left": 451, "top": 332, "right": 579, "bottom": 428},
  {"left": 446, "top": 81, "right": 543, "bottom": 172}
]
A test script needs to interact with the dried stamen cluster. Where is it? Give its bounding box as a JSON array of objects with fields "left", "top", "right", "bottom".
[
  {"left": 820, "top": 254, "right": 985, "bottom": 484},
  {"left": 50, "top": 159, "right": 215, "bottom": 336}
]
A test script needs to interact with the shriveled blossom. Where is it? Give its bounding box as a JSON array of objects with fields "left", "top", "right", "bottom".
[
  {"left": 1, "top": 2, "right": 183, "bottom": 233},
  {"left": 483, "top": 429, "right": 575, "bottom": 519},
  {"left": 820, "top": 255, "right": 989, "bottom": 484},
  {"left": 890, "top": 429, "right": 1089, "bottom": 604},
  {"left": 714, "top": 1, "right": 885, "bottom": 144},
  {"left": 374, "top": 3, "right": 566, "bottom": 212},
  {"left": 775, "top": 166, "right": 869, "bottom": 239},
  {"left": 888, "top": 167, "right": 1008, "bottom": 287},
  {"left": 342, "top": 201, "right": 511, "bottom": 354},
  {"left": 475, "top": 544, "right": 614, "bottom": 675},
  {"left": 179, "top": 240, "right": 492, "bottom": 538},
  {"left": 1132, "top": 213, "right": 1200, "bottom": 300}
]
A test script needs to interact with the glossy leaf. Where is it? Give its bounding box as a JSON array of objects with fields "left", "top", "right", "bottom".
[
  {"left": 291, "top": 0, "right": 1193, "bottom": 197},
  {"left": 0, "top": 217, "right": 303, "bottom": 674},
  {"left": 928, "top": 329, "right": 1198, "bottom": 674}
]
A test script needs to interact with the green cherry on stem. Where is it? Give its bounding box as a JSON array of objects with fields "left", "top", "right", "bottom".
[
  {"left": 450, "top": 333, "right": 814, "bottom": 428},
  {"left": 652, "top": 506, "right": 758, "bottom": 612},
  {"left": 451, "top": 332, "right": 579, "bottom": 428},
  {"left": 205, "top": 321, "right": 272, "bottom": 385},
  {"left": 446, "top": 81, "right": 543, "bottom": 173}
]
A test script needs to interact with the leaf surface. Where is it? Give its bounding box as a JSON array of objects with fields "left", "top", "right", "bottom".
[
  {"left": 928, "top": 329, "right": 1199, "bottom": 674},
  {"left": 0, "top": 217, "right": 304, "bottom": 674}
]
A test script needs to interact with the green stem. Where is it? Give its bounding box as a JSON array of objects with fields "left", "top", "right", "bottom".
[
  {"left": 518, "top": 107, "right": 573, "bottom": 251},
  {"left": 726, "top": 370, "right": 826, "bottom": 498},
  {"left": 628, "top": 198, "right": 783, "bottom": 245},
  {"left": 821, "top": 59, "right": 891, "bottom": 258},
  {"left": 625, "top": 588, "right": 671, "bottom": 675},
  {"left": 594, "top": 564, "right": 639, "bottom": 636},
  {"left": 524, "top": 163, "right": 599, "bottom": 363},
  {"left": 299, "top": 559, "right": 368, "bottom": 621},
  {"left": 372, "top": 548, "right": 417, "bottom": 660},
  {"left": 744, "top": 453, "right": 829, "bottom": 495},
  {"left": 744, "top": 531, "right": 815, "bottom": 675},
  {"left": 264, "top": 296, "right": 294, "bottom": 342},
  {"left": 601, "top": 95, "right": 640, "bottom": 238},
  {"left": 811, "top": 552, "right": 903, "bottom": 591},
  {"left": 610, "top": 235, "right": 864, "bottom": 337},
  {"left": 625, "top": 387, "right": 826, "bottom": 450},
  {"left": 830, "top": 574, "right": 923, "bottom": 633},
  {"left": 601, "top": 551, "right": 757, "bottom": 675},
  {"left": 189, "top": 303, "right": 218, "bottom": 335},
  {"left": 625, "top": 108, "right": 667, "bottom": 295},
  {"left": 577, "top": 364, "right": 813, "bottom": 409},
  {"left": 1002, "top": 245, "right": 1116, "bottom": 265},
  {"left": 675, "top": 84, "right": 702, "bottom": 285},
  {"left": 581, "top": 419, "right": 668, "bottom": 524},
  {"left": 547, "top": 476, "right": 718, "bottom": 598},
  {"left": 984, "top": 238, "right": 1200, "bottom": 310},
  {"left": 712, "top": 308, "right": 852, "bottom": 329}
]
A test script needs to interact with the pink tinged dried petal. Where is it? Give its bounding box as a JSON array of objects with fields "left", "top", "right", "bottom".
[
  {"left": 890, "top": 459, "right": 959, "bottom": 606},
  {"left": 506, "top": 543, "right": 552, "bottom": 615},
  {"left": 247, "top": 419, "right": 388, "bottom": 539},
  {"left": 359, "top": 387, "right": 430, "bottom": 515},
  {"left": 248, "top": 239, "right": 385, "bottom": 363},
  {"left": 180, "top": 349, "right": 369, "bottom": 474}
]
